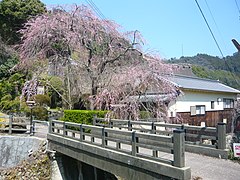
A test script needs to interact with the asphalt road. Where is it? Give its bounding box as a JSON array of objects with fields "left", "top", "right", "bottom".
[
  {"left": 186, "top": 152, "right": 240, "bottom": 180},
  {"left": 32, "top": 122, "right": 49, "bottom": 139}
]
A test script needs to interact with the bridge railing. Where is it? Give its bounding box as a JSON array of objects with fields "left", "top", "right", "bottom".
[
  {"left": 49, "top": 120, "right": 186, "bottom": 168},
  {"left": 0, "top": 115, "right": 29, "bottom": 134},
  {"left": 93, "top": 118, "right": 226, "bottom": 151}
]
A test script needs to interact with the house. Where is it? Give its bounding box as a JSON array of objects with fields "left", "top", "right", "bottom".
[{"left": 167, "top": 75, "right": 240, "bottom": 132}]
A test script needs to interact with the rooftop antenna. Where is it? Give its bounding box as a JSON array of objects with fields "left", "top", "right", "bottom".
[{"left": 182, "top": 44, "right": 184, "bottom": 57}]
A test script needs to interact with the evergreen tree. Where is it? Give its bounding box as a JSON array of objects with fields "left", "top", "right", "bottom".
[{"left": 0, "top": 0, "right": 46, "bottom": 44}]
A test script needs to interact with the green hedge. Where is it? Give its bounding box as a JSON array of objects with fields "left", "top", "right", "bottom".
[
  {"left": 139, "top": 111, "right": 152, "bottom": 119},
  {"left": 63, "top": 110, "right": 107, "bottom": 125}
]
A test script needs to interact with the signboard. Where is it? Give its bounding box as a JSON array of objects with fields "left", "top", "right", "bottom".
[
  {"left": 233, "top": 143, "right": 240, "bottom": 157},
  {"left": 37, "top": 86, "right": 44, "bottom": 95}
]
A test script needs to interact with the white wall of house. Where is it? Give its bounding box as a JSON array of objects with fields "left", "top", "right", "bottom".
[{"left": 168, "top": 89, "right": 237, "bottom": 117}]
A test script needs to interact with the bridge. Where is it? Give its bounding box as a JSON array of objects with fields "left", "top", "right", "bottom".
[
  {"left": 47, "top": 118, "right": 231, "bottom": 180},
  {"left": 1, "top": 115, "right": 240, "bottom": 179},
  {"left": 47, "top": 120, "right": 191, "bottom": 179}
]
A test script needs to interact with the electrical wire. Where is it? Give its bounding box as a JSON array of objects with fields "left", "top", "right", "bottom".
[
  {"left": 85, "top": 0, "right": 106, "bottom": 20},
  {"left": 204, "top": 0, "right": 227, "bottom": 52},
  {"left": 195, "top": 0, "right": 240, "bottom": 85},
  {"left": 88, "top": 0, "right": 106, "bottom": 19},
  {"left": 194, "top": 0, "right": 224, "bottom": 58},
  {"left": 235, "top": 0, "right": 240, "bottom": 16}
]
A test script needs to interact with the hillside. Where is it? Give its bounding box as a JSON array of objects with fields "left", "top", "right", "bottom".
[{"left": 167, "top": 52, "right": 240, "bottom": 89}]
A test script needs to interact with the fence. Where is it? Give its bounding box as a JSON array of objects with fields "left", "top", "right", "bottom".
[
  {"left": 93, "top": 117, "right": 228, "bottom": 158},
  {"left": 0, "top": 115, "right": 50, "bottom": 136},
  {"left": 0, "top": 115, "right": 29, "bottom": 134},
  {"left": 49, "top": 120, "right": 186, "bottom": 168}
]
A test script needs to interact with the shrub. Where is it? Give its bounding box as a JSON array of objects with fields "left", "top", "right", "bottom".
[
  {"left": 63, "top": 110, "right": 107, "bottom": 125},
  {"left": 34, "top": 94, "right": 51, "bottom": 106},
  {"left": 228, "top": 149, "right": 240, "bottom": 162},
  {"left": 0, "top": 95, "right": 21, "bottom": 113},
  {"left": 0, "top": 112, "right": 8, "bottom": 128},
  {"left": 32, "top": 106, "right": 48, "bottom": 120}
]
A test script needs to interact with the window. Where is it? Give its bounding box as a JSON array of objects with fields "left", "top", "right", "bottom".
[
  {"left": 211, "top": 101, "right": 214, "bottom": 109},
  {"left": 223, "top": 98, "right": 234, "bottom": 108},
  {"left": 190, "top": 106, "right": 196, "bottom": 116},
  {"left": 170, "top": 111, "right": 174, "bottom": 117},
  {"left": 190, "top": 105, "right": 205, "bottom": 116},
  {"left": 196, "top": 105, "right": 205, "bottom": 115}
]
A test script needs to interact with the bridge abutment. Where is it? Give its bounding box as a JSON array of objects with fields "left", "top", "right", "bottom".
[{"left": 54, "top": 152, "right": 117, "bottom": 180}]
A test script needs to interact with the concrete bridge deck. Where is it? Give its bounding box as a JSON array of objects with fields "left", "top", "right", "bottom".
[{"left": 31, "top": 122, "right": 240, "bottom": 179}]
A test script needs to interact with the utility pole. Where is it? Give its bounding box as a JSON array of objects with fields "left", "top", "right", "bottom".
[{"left": 232, "top": 39, "right": 240, "bottom": 52}]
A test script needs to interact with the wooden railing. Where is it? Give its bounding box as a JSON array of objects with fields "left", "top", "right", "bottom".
[
  {"left": 93, "top": 118, "right": 226, "bottom": 150},
  {"left": 49, "top": 120, "right": 186, "bottom": 168},
  {"left": 0, "top": 115, "right": 29, "bottom": 134}
]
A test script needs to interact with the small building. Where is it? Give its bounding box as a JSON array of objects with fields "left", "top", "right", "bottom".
[{"left": 168, "top": 75, "right": 240, "bottom": 132}]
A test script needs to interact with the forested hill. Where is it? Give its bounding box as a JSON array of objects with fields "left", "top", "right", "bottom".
[{"left": 166, "top": 53, "right": 240, "bottom": 89}]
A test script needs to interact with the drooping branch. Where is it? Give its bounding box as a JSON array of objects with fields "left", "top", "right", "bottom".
[{"left": 17, "top": 5, "right": 177, "bottom": 118}]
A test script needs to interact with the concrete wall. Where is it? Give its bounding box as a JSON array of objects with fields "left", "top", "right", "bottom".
[
  {"left": 54, "top": 153, "right": 117, "bottom": 180},
  {"left": 0, "top": 136, "right": 44, "bottom": 168}
]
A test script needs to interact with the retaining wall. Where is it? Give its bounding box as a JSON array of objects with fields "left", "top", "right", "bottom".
[{"left": 0, "top": 136, "right": 45, "bottom": 168}]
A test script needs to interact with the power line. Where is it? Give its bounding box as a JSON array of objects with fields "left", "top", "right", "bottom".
[
  {"left": 89, "top": 0, "right": 106, "bottom": 19},
  {"left": 85, "top": 0, "right": 106, "bottom": 20},
  {"left": 195, "top": 0, "right": 240, "bottom": 85},
  {"left": 194, "top": 0, "right": 224, "bottom": 57},
  {"left": 235, "top": 0, "right": 240, "bottom": 16},
  {"left": 204, "top": 0, "right": 227, "bottom": 52}
]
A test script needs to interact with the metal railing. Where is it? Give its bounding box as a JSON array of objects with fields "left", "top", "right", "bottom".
[{"left": 49, "top": 120, "right": 186, "bottom": 168}]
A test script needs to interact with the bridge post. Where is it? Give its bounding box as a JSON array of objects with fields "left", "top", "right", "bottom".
[
  {"left": 102, "top": 127, "right": 107, "bottom": 148},
  {"left": 128, "top": 120, "right": 132, "bottom": 131},
  {"left": 108, "top": 119, "right": 113, "bottom": 128},
  {"left": 63, "top": 122, "right": 67, "bottom": 136},
  {"left": 173, "top": 129, "right": 185, "bottom": 168},
  {"left": 217, "top": 122, "right": 226, "bottom": 150},
  {"left": 151, "top": 122, "right": 156, "bottom": 134},
  {"left": 152, "top": 122, "right": 158, "bottom": 157},
  {"left": 49, "top": 120, "right": 52, "bottom": 133},
  {"left": 80, "top": 124, "right": 84, "bottom": 141},
  {"left": 9, "top": 115, "right": 12, "bottom": 134},
  {"left": 32, "top": 120, "right": 35, "bottom": 136},
  {"left": 93, "top": 115, "right": 96, "bottom": 126},
  {"left": 132, "top": 131, "right": 136, "bottom": 156}
]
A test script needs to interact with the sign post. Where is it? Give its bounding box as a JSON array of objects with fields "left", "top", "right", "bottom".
[{"left": 26, "top": 100, "right": 35, "bottom": 135}]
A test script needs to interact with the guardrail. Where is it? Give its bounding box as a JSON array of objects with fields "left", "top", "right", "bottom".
[
  {"left": 49, "top": 120, "right": 186, "bottom": 168},
  {"left": 0, "top": 116, "right": 29, "bottom": 134},
  {"left": 32, "top": 120, "right": 49, "bottom": 137},
  {"left": 93, "top": 117, "right": 228, "bottom": 158}
]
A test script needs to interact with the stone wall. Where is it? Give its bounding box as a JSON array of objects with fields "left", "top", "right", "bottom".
[
  {"left": 0, "top": 136, "right": 44, "bottom": 168},
  {"left": 0, "top": 139, "right": 51, "bottom": 180}
]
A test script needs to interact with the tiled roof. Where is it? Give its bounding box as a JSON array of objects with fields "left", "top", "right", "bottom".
[{"left": 170, "top": 75, "right": 240, "bottom": 94}]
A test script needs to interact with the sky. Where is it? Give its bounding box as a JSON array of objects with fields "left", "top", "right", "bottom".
[{"left": 42, "top": 0, "right": 240, "bottom": 59}]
